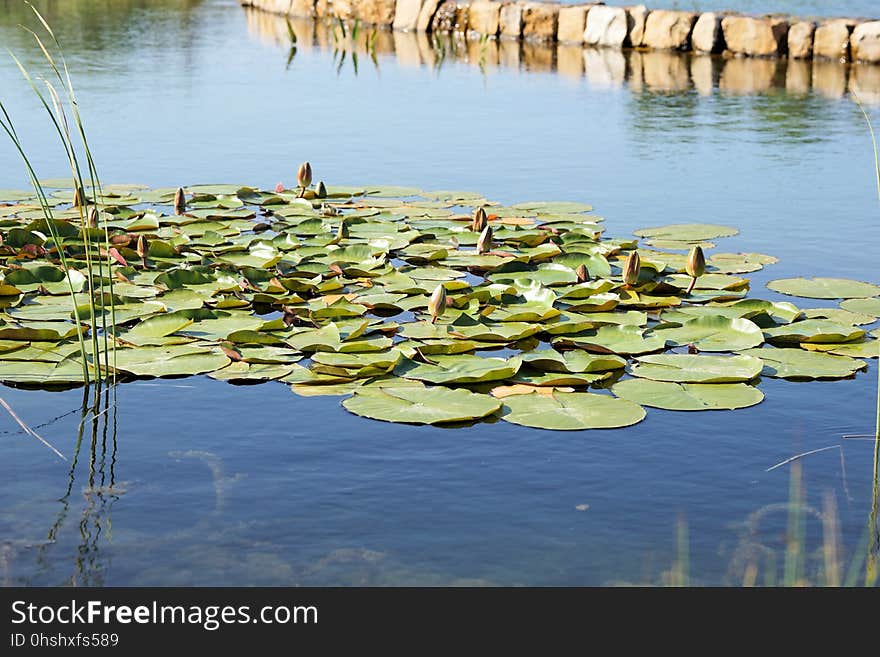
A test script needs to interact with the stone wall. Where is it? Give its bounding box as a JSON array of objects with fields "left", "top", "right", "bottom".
[{"left": 239, "top": 0, "right": 880, "bottom": 64}]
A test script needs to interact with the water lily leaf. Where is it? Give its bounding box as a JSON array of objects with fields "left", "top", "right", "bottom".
[
  {"left": 634, "top": 224, "right": 738, "bottom": 242},
  {"left": 630, "top": 354, "right": 763, "bottom": 383},
  {"left": 653, "top": 316, "right": 764, "bottom": 352},
  {"left": 556, "top": 324, "right": 665, "bottom": 356},
  {"left": 109, "top": 345, "right": 229, "bottom": 377},
  {"left": 123, "top": 311, "right": 195, "bottom": 345},
  {"left": 521, "top": 348, "right": 626, "bottom": 373},
  {"left": 0, "top": 358, "right": 86, "bottom": 385},
  {"left": 708, "top": 253, "right": 778, "bottom": 274},
  {"left": 802, "top": 307, "right": 876, "bottom": 326},
  {"left": 395, "top": 354, "right": 521, "bottom": 384},
  {"left": 207, "top": 361, "right": 295, "bottom": 382},
  {"left": 840, "top": 297, "right": 880, "bottom": 317},
  {"left": 0, "top": 320, "right": 81, "bottom": 341},
  {"left": 801, "top": 341, "right": 879, "bottom": 359},
  {"left": 342, "top": 384, "right": 502, "bottom": 424},
  {"left": 612, "top": 379, "right": 764, "bottom": 411},
  {"left": 511, "top": 371, "right": 610, "bottom": 386},
  {"left": 290, "top": 380, "right": 365, "bottom": 397},
  {"left": 767, "top": 277, "right": 880, "bottom": 300},
  {"left": 500, "top": 391, "right": 645, "bottom": 430},
  {"left": 763, "top": 320, "right": 864, "bottom": 344},
  {"left": 740, "top": 348, "right": 867, "bottom": 380}
]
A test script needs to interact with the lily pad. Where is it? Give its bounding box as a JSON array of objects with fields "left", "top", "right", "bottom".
[
  {"left": 342, "top": 385, "right": 502, "bottom": 425},
  {"left": 740, "top": 348, "right": 867, "bottom": 380},
  {"left": 500, "top": 391, "right": 645, "bottom": 430},
  {"left": 630, "top": 354, "right": 764, "bottom": 383},
  {"left": 653, "top": 315, "right": 764, "bottom": 352},
  {"left": 612, "top": 379, "right": 764, "bottom": 411},
  {"left": 394, "top": 354, "right": 521, "bottom": 384},
  {"left": 766, "top": 277, "right": 880, "bottom": 300}
]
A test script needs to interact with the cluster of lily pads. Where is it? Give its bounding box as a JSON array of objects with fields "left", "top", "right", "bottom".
[{"left": 1, "top": 172, "right": 879, "bottom": 431}]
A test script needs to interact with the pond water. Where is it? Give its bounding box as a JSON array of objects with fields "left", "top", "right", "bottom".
[{"left": 1, "top": 0, "right": 879, "bottom": 586}]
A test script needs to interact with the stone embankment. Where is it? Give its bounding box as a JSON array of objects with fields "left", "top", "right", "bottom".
[{"left": 240, "top": 0, "right": 880, "bottom": 64}]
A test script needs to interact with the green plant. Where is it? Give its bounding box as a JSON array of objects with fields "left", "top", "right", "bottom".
[{"left": 0, "top": 3, "right": 116, "bottom": 388}]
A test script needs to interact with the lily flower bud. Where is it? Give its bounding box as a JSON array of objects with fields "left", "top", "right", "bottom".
[
  {"left": 576, "top": 264, "right": 589, "bottom": 283},
  {"left": 428, "top": 284, "right": 447, "bottom": 324},
  {"left": 476, "top": 224, "right": 493, "bottom": 254},
  {"left": 174, "top": 187, "right": 186, "bottom": 214},
  {"left": 297, "top": 161, "right": 312, "bottom": 190},
  {"left": 87, "top": 207, "right": 98, "bottom": 229},
  {"left": 472, "top": 207, "right": 488, "bottom": 233},
  {"left": 685, "top": 245, "right": 706, "bottom": 294},
  {"left": 623, "top": 251, "right": 641, "bottom": 287}
]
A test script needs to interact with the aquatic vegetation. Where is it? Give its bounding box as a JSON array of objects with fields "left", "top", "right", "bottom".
[{"left": 0, "top": 173, "right": 879, "bottom": 431}]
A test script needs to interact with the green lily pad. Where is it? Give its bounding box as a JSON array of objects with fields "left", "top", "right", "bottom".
[
  {"left": 342, "top": 384, "right": 502, "bottom": 425},
  {"left": 612, "top": 379, "right": 764, "bottom": 411},
  {"left": 395, "top": 354, "right": 521, "bottom": 384},
  {"left": 653, "top": 315, "right": 764, "bottom": 352},
  {"left": 500, "top": 391, "right": 645, "bottom": 430},
  {"left": 740, "top": 348, "right": 867, "bottom": 380},
  {"left": 556, "top": 324, "right": 666, "bottom": 356},
  {"left": 630, "top": 354, "right": 764, "bottom": 383},
  {"left": 766, "top": 277, "right": 880, "bottom": 300},
  {"left": 634, "top": 224, "right": 738, "bottom": 242},
  {"left": 763, "top": 320, "right": 864, "bottom": 344},
  {"left": 840, "top": 297, "right": 880, "bottom": 317}
]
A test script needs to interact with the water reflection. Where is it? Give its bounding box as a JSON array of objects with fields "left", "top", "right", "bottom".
[
  {"left": 26, "top": 386, "right": 122, "bottom": 586},
  {"left": 246, "top": 9, "right": 880, "bottom": 109}
]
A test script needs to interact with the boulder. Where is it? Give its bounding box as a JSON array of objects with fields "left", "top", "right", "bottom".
[
  {"left": 499, "top": 3, "right": 524, "bottom": 39},
  {"left": 393, "top": 0, "right": 423, "bottom": 30},
  {"left": 431, "top": 1, "right": 467, "bottom": 32},
  {"left": 354, "top": 0, "right": 397, "bottom": 25},
  {"left": 721, "top": 15, "right": 789, "bottom": 57},
  {"left": 813, "top": 19, "right": 854, "bottom": 61},
  {"left": 557, "top": 6, "right": 589, "bottom": 44},
  {"left": 468, "top": 1, "right": 501, "bottom": 36},
  {"left": 852, "top": 21, "right": 880, "bottom": 64},
  {"left": 290, "top": 0, "right": 317, "bottom": 16},
  {"left": 625, "top": 5, "right": 649, "bottom": 47},
  {"left": 583, "top": 5, "right": 627, "bottom": 48},
  {"left": 327, "top": 0, "right": 355, "bottom": 20},
  {"left": 787, "top": 21, "right": 815, "bottom": 59},
  {"left": 522, "top": 3, "right": 559, "bottom": 42},
  {"left": 416, "top": 0, "right": 442, "bottom": 31},
  {"left": 692, "top": 12, "right": 723, "bottom": 53},
  {"left": 642, "top": 10, "right": 696, "bottom": 51}
]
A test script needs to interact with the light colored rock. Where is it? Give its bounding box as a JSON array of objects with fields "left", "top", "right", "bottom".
[
  {"left": 642, "top": 9, "right": 696, "bottom": 51},
  {"left": 329, "top": 0, "right": 355, "bottom": 20},
  {"left": 289, "top": 0, "right": 318, "bottom": 16},
  {"left": 852, "top": 22, "right": 880, "bottom": 64},
  {"left": 499, "top": 3, "right": 524, "bottom": 39},
  {"left": 522, "top": 3, "right": 558, "bottom": 42},
  {"left": 787, "top": 21, "right": 815, "bottom": 59},
  {"left": 393, "top": 0, "right": 423, "bottom": 30},
  {"left": 431, "top": 1, "right": 465, "bottom": 32},
  {"left": 625, "top": 5, "right": 649, "bottom": 47},
  {"left": 692, "top": 12, "right": 723, "bottom": 53},
  {"left": 813, "top": 19, "right": 853, "bottom": 61},
  {"left": 354, "top": 0, "right": 397, "bottom": 24},
  {"left": 583, "top": 5, "right": 627, "bottom": 48},
  {"left": 315, "top": 0, "right": 332, "bottom": 17},
  {"left": 721, "top": 15, "right": 789, "bottom": 57},
  {"left": 467, "top": 1, "right": 501, "bottom": 36},
  {"left": 557, "top": 6, "right": 588, "bottom": 44},
  {"left": 416, "top": 0, "right": 442, "bottom": 31}
]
